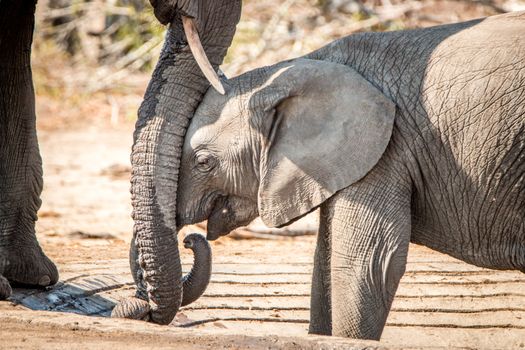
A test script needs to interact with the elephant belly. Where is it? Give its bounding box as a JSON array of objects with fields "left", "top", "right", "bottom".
[
  {"left": 410, "top": 123, "right": 525, "bottom": 271},
  {"left": 411, "top": 210, "right": 525, "bottom": 272},
  {"left": 407, "top": 30, "right": 525, "bottom": 271}
]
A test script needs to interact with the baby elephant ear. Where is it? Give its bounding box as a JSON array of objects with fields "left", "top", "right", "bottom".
[{"left": 257, "top": 59, "right": 396, "bottom": 227}]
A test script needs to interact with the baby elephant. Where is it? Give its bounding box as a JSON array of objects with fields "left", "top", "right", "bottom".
[
  {"left": 112, "top": 233, "right": 211, "bottom": 320},
  {"left": 174, "top": 12, "right": 524, "bottom": 339}
]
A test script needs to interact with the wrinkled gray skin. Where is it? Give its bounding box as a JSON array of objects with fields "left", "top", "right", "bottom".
[
  {"left": 176, "top": 12, "right": 525, "bottom": 339},
  {"left": 112, "top": 233, "right": 211, "bottom": 319},
  {"left": 115, "top": 0, "right": 242, "bottom": 324},
  {"left": 0, "top": 0, "right": 59, "bottom": 299}
]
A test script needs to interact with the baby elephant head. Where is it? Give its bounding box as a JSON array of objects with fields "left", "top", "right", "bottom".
[{"left": 177, "top": 58, "right": 396, "bottom": 240}]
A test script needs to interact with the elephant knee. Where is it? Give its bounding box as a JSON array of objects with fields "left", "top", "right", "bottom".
[
  {"left": 377, "top": 245, "right": 408, "bottom": 308},
  {"left": 330, "top": 245, "right": 408, "bottom": 339}
]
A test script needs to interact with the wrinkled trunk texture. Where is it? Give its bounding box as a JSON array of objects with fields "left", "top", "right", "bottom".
[
  {"left": 114, "top": 232, "right": 211, "bottom": 319},
  {"left": 127, "top": 233, "right": 211, "bottom": 307},
  {"left": 128, "top": 1, "right": 241, "bottom": 324}
]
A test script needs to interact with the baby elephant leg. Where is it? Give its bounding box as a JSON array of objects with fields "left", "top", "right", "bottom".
[
  {"left": 328, "top": 171, "right": 411, "bottom": 340},
  {"left": 309, "top": 207, "right": 332, "bottom": 335}
]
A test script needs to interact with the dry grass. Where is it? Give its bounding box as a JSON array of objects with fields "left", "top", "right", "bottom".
[{"left": 32, "top": 0, "right": 524, "bottom": 130}]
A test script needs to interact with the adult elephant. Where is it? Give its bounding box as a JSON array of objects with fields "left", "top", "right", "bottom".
[{"left": 171, "top": 12, "right": 524, "bottom": 339}]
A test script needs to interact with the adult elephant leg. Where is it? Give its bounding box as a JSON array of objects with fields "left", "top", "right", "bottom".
[
  {"left": 328, "top": 161, "right": 411, "bottom": 340},
  {"left": 0, "top": 0, "right": 58, "bottom": 296},
  {"left": 309, "top": 207, "right": 332, "bottom": 335}
]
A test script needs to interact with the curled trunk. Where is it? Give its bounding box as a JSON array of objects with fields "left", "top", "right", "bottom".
[
  {"left": 126, "top": 233, "right": 212, "bottom": 304},
  {"left": 180, "top": 233, "right": 212, "bottom": 306},
  {"left": 112, "top": 233, "right": 211, "bottom": 319},
  {"left": 113, "top": 1, "right": 241, "bottom": 324}
]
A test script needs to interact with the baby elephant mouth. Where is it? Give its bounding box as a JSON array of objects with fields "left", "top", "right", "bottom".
[
  {"left": 206, "top": 196, "right": 234, "bottom": 241},
  {"left": 206, "top": 195, "right": 258, "bottom": 241}
]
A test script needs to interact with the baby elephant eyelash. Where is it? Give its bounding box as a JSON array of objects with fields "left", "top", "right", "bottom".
[{"left": 195, "top": 153, "right": 215, "bottom": 172}]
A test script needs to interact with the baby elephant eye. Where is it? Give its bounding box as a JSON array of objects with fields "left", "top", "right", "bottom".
[{"left": 195, "top": 153, "right": 215, "bottom": 172}]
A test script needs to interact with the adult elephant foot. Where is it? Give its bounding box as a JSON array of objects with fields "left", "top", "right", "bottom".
[{"left": 1, "top": 241, "right": 58, "bottom": 290}]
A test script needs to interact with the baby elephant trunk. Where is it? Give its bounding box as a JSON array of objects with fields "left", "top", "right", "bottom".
[
  {"left": 181, "top": 233, "right": 212, "bottom": 306},
  {"left": 112, "top": 233, "right": 212, "bottom": 320}
]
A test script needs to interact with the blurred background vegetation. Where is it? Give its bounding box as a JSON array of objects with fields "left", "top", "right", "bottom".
[{"left": 32, "top": 0, "right": 524, "bottom": 130}]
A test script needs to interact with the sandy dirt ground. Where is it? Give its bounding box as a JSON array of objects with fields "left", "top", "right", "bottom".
[
  {"left": 4, "top": 1, "right": 525, "bottom": 348},
  {"left": 2, "top": 127, "right": 525, "bottom": 349}
]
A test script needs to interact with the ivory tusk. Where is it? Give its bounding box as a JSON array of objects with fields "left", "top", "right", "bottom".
[{"left": 182, "top": 16, "right": 225, "bottom": 95}]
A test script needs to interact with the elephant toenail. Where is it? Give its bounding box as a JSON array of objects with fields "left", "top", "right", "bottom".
[{"left": 38, "top": 275, "right": 51, "bottom": 286}]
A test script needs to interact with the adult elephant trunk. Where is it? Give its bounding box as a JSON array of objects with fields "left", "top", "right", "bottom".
[{"left": 117, "top": 1, "right": 241, "bottom": 325}]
